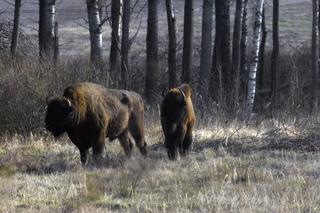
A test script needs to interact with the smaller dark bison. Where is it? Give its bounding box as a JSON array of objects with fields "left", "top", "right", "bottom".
[
  {"left": 160, "top": 83, "right": 196, "bottom": 160},
  {"left": 45, "top": 82, "right": 147, "bottom": 165}
]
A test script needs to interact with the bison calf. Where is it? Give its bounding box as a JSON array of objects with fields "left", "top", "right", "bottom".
[
  {"left": 45, "top": 82, "right": 147, "bottom": 165},
  {"left": 160, "top": 83, "right": 196, "bottom": 160}
]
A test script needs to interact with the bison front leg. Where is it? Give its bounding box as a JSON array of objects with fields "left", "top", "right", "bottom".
[
  {"left": 182, "top": 125, "right": 193, "bottom": 156},
  {"left": 118, "top": 130, "right": 134, "bottom": 157},
  {"left": 79, "top": 149, "right": 89, "bottom": 166},
  {"left": 92, "top": 129, "right": 106, "bottom": 166},
  {"left": 177, "top": 124, "right": 187, "bottom": 158}
]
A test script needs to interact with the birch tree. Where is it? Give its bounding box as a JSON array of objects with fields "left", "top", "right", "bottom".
[
  {"left": 245, "top": 0, "right": 265, "bottom": 114},
  {"left": 165, "top": 0, "right": 177, "bottom": 89},
  {"left": 312, "top": 0, "right": 319, "bottom": 110},
  {"left": 10, "top": 0, "right": 21, "bottom": 58},
  {"left": 86, "top": 0, "right": 102, "bottom": 67},
  {"left": 231, "top": 0, "right": 244, "bottom": 106},
  {"left": 199, "top": 0, "right": 213, "bottom": 98},
  {"left": 145, "top": 0, "right": 159, "bottom": 103},
  {"left": 121, "top": 0, "right": 130, "bottom": 89},
  {"left": 181, "top": 0, "right": 193, "bottom": 83},
  {"left": 39, "top": 0, "right": 56, "bottom": 60},
  {"left": 258, "top": 7, "right": 266, "bottom": 90}
]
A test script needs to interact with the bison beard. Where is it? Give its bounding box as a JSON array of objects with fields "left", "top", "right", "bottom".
[
  {"left": 160, "top": 84, "right": 196, "bottom": 160},
  {"left": 45, "top": 82, "right": 147, "bottom": 165}
]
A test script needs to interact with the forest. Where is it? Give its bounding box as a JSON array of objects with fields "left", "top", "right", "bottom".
[{"left": 0, "top": 0, "right": 320, "bottom": 212}]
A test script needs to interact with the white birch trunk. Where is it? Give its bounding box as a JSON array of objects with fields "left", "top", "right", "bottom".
[
  {"left": 87, "top": 0, "right": 102, "bottom": 66},
  {"left": 245, "top": 0, "right": 264, "bottom": 114}
]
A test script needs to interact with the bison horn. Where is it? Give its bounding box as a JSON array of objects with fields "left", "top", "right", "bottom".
[
  {"left": 178, "top": 88, "right": 186, "bottom": 100},
  {"left": 65, "top": 99, "right": 72, "bottom": 107}
]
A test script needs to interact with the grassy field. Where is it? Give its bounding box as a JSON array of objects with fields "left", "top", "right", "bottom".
[{"left": 1, "top": 114, "right": 320, "bottom": 212}]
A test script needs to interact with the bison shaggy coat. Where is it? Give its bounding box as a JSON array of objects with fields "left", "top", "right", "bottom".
[
  {"left": 160, "top": 83, "right": 196, "bottom": 160},
  {"left": 45, "top": 82, "right": 147, "bottom": 165}
]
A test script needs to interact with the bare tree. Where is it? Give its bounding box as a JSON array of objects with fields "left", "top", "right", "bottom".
[
  {"left": 270, "top": 0, "right": 279, "bottom": 108},
  {"left": 145, "top": 0, "right": 159, "bottom": 103},
  {"left": 53, "top": 22, "right": 59, "bottom": 63},
  {"left": 181, "top": 0, "right": 193, "bottom": 83},
  {"left": 86, "top": 0, "right": 102, "bottom": 67},
  {"left": 246, "top": 0, "right": 265, "bottom": 114},
  {"left": 10, "top": 0, "right": 21, "bottom": 58},
  {"left": 110, "top": 0, "right": 121, "bottom": 82},
  {"left": 165, "top": 0, "right": 177, "bottom": 89},
  {"left": 240, "top": 0, "right": 248, "bottom": 98},
  {"left": 231, "top": 0, "right": 244, "bottom": 107},
  {"left": 39, "top": 0, "right": 56, "bottom": 60},
  {"left": 312, "top": 0, "right": 319, "bottom": 110},
  {"left": 121, "top": 0, "right": 130, "bottom": 89},
  {"left": 199, "top": 0, "right": 213, "bottom": 98},
  {"left": 210, "top": 0, "right": 230, "bottom": 102}
]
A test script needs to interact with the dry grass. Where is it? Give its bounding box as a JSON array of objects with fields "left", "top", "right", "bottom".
[{"left": 1, "top": 115, "right": 320, "bottom": 212}]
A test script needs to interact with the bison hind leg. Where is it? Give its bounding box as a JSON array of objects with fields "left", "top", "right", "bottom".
[
  {"left": 128, "top": 111, "right": 148, "bottom": 157},
  {"left": 182, "top": 126, "right": 193, "bottom": 156},
  {"left": 118, "top": 130, "right": 134, "bottom": 157}
]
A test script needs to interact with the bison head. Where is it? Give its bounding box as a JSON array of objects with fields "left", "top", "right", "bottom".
[
  {"left": 160, "top": 91, "right": 187, "bottom": 133},
  {"left": 45, "top": 96, "right": 74, "bottom": 138}
]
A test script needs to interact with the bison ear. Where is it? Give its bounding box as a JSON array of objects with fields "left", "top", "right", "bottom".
[{"left": 46, "top": 95, "right": 57, "bottom": 105}]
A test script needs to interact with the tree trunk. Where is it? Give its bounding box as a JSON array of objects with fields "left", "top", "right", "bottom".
[
  {"left": 10, "top": 0, "right": 21, "bottom": 58},
  {"left": 270, "top": 0, "right": 279, "bottom": 109},
  {"left": 231, "top": 0, "right": 244, "bottom": 107},
  {"left": 86, "top": 0, "right": 102, "bottom": 67},
  {"left": 210, "top": 0, "right": 230, "bottom": 102},
  {"left": 110, "top": 0, "right": 121, "bottom": 83},
  {"left": 258, "top": 7, "right": 267, "bottom": 90},
  {"left": 165, "top": 0, "right": 177, "bottom": 89},
  {"left": 181, "top": 0, "right": 193, "bottom": 83},
  {"left": 199, "top": 0, "right": 213, "bottom": 98},
  {"left": 145, "top": 0, "right": 159, "bottom": 103},
  {"left": 53, "top": 22, "right": 59, "bottom": 64},
  {"left": 121, "top": 0, "right": 130, "bottom": 89},
  {"left": 240, "top": 0, "right": 248, "bottom": 100},
  {"left": 312, "top": 0, "right": 319, "bottom": 110},
  {"left": 245, "top": 0, "right": 265, "bottom": 114},
  {"left": 39, "top": 0, "right": 56, "bottom": 60}
]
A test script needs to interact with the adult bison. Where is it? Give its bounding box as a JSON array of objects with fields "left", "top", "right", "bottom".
[
  {"left": 45, "top": 82, "right": 147, "bottom": 165},
  {"left": 160, "top": 83, "right": 196, "bottom": 160}
]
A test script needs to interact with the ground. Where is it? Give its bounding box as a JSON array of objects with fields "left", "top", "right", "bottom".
[{"left": 1, "top": 114, "right": 320, "bottom": 212}]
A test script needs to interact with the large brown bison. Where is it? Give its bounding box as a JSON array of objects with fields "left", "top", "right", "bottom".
[
  {"left": 160, "top": 83, "right": 196, "bottom": 160},
  {"left": 45, "top": 82, "right": 147, "bottom": 165}
]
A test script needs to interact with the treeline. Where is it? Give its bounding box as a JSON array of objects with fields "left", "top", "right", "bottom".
[{"left": 3, "top": 0, "right": 320, "bottom": 116}]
